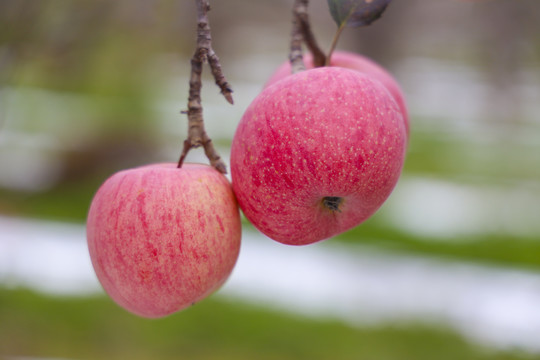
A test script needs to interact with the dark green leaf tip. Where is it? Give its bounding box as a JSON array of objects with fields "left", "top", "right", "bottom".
[{"left": 327, "top": 0, "right": 392, "bottom": 28}]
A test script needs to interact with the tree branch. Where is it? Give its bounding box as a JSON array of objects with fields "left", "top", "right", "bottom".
[
  {"left": 177, "top": 0, "right": 232, "bottom": 174},
  {"left": 295, "top": 0, "right": 326, "bottom": 67},
  {"left": 290, "top": 0, "right": 326, "bottom": 73},
  {"left": 289, "top": 0, "right": 306, "bottom": 74}
]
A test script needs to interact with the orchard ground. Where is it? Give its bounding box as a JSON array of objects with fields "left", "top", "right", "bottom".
[{"left": 2, "top": 215, "right": 540, "bottom": 360}]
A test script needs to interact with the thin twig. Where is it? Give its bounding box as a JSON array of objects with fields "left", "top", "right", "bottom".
[
  {"left": 289, "top": 0, "right": 306, "bottom": 74},
  {"left": 208, "top": 48, "right": 234, "bottom": 105},
  {"left": 326, "top": 22, "right": 345, "bottom": 66},
  {"left": 177, "top": 0, "right": 232, "bottom": 174},
  {"left": 295, "top": 0, "right": 326, "bottom": 67}
]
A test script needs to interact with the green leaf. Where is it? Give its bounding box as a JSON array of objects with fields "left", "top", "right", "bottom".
[{"left": 327, "top": 0, "right": 392, "bottom": 28}]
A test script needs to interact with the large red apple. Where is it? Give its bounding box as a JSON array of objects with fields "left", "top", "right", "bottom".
[
  {"left": 231, "top": 67, "right": 406, "bottom": 245},
  {"left": 86, "top": 163, "right": 241, "bottom": 318},
  {"left": 265, "top": 51, "right": 409, "bottom": 135}
]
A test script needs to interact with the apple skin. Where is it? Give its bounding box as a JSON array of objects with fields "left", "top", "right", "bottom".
[
  {"left": 86, "top": 163, "right": 241, "bottom": 318},
  {"left": 265, "top": 51, "right": 409, "bottom": 135},
  {"left": 231, "top": 67, "right": 406, "bottom": 245}
]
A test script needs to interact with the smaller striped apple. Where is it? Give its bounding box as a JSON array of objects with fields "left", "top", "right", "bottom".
[{"left": 86, "top": 163, "right": 241, "bottom": 318}]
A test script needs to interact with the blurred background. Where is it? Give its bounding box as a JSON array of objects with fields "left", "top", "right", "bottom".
[{"left": 1, "top": 0, "right": 540, "bottom": 359}]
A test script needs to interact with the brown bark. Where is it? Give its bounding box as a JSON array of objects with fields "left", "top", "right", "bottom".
[
  {"left": 177, "top": 0, "right": 232, "bottom": 174},
  {"left": 290, "top": 0, "right": 326, "bottom": 73}
]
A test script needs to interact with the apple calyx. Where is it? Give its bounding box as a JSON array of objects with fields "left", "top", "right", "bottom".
[{"left": 321, "top": 196, "right": 343, "bottom": 212}]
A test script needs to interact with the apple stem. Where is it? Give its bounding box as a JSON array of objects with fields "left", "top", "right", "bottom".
[
  {"left": 326, "top": 23, "right": 345, "bottom": 66},
  {"left": 290, "top": 0, "right": 326, "bottom": 73},
  {"left": 177, "top": 0, "right": 232, "bottom": 174}
]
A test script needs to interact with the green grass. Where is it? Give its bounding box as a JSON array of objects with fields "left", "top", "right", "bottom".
[
  {"left": 0, "top": 176, "right": 105, "bottom": 223},
  {"left": 404, "top": 128, "right": 540, "bottom": 183},
  {"left": 0, "top": 287, "right": 536, "bottom": 360},
  {"left": 336, "top": 217, "right": 540, "bottom": 270}
]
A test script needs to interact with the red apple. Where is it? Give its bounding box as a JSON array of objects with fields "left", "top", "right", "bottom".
[
  {"left": 86, "top": 163, "right": 241, "bottom": 318},
  {"left": 265, "top": 51, "right": 409, "bottom": 135},
  {"left": 231, "top": 67, "right": 406, "bottom": 245}
]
